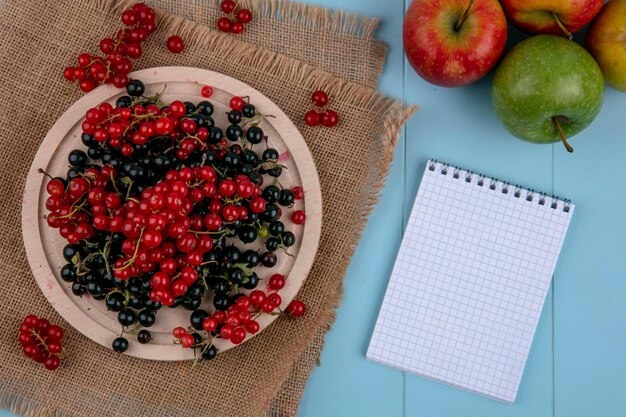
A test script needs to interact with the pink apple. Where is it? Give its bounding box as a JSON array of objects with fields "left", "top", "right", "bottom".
[
  {"left": 403, "top": 0, "right": 508, "bottom": 88},
  {"left": 501, "top": 0, "right": 603, "bottom": 38}
]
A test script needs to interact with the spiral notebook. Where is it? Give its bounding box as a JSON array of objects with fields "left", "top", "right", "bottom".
[{"left": 367, "top": 160, "right": 574, "bottom": 403}]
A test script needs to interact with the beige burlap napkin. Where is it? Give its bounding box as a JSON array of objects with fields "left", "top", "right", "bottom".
[{"left": 0, "top": 0, "right": 416, "bottom": 416}]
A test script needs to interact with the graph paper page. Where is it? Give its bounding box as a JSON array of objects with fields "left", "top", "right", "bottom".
[{"left": 367, "top": 161, "right": 574, "bottom": 403}]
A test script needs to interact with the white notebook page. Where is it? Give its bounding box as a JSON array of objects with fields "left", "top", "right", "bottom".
[{"left": 367, "top": 160, "right": 574, "bottom": 403}]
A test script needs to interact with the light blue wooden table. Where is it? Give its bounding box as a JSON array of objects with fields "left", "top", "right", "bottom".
[{"left": 3, "top": 1, "right": 625, "bottom": 417}]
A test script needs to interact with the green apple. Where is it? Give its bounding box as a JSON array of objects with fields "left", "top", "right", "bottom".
[
  {"left": 586, "top": 0, "right": 626, "bottom": 92},
  {"left": 492, "top": 35, "right": 604, "bottom": 152}
]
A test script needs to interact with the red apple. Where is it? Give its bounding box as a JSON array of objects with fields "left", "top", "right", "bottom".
[
  {"left": 501, "top": 0, "right": 603, "bottom": 39},
  {"left": 403, "top": 0, "right": 508, "bottom": 88}
]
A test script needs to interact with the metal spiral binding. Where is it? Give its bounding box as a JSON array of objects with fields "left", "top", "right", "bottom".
[{"left": 427, "top": 160, "right": 572, "bottom": 212}]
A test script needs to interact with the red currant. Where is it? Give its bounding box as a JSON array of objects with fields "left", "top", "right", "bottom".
[
  {"left": 121, "top": 9, "right": 138, "bottom": 26},
  {"left": 166, "top": 35, "right": 185, "bottom": 53},
  {"left": 221, "top": 0, "right": 236, "bottom": 14},
  {"left": 292, "top": 186, "right": 304, "bottom": 200},
  {"left": 237, "top": 9, "right": 253, "bottom": 24},
  {"left": 245, "top": 320, "right": 260, "bottom": 334},
  {"left": 291, "top": 210, "right": 306, "bottom": 225},
  {"left": 286, "top": 300, "right": 306, "bottom": 317},
  {"left": 311, "top": 90, "right": 329, "bottom": 107},
  {"left": 322, "top": 110, "right": 340, "bottom": 128},
  {"left": 203, "top": 317, "right": 218, "bottom": 332},
  {"left": 231, "top": 22, "right": 245, "bottom": 34},
  {"left": 304, "top": 110, "right": 321, "bottom": 126},
  {"left": 217, "top": 17, "right": 233, "bottom": 33},
  {"left": 201, "top": 85, "right": 214, "bottom": 98},
  {"left": 173, "top": 327, "right": 187, "bottom": 338},
  {"left": 268, "top": 274, "right": 286, "bottom": 290},
  {"left": 229, "top": 96, "right": 245, "bottom": 111}
]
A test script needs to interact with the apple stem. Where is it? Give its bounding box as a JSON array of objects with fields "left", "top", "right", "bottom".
[
  {"left": 551, "top": 13, "right": 573, "bottom": 40},
  {"left": 454, "top": 0, "right": 475, "bottom": 32},
  {"left": 552, "top": 117, "right": 574, "bottom": 153}
]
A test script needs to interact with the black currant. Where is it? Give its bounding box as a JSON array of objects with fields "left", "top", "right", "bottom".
[
  {"left": 137, "top": 309, "right": 156, "bottom": 327},
  {"left": 190, "top": 309, "right": 210, "bottom": 330},
  {"left": 237, "top": 225, "right": 257, "bottom": 243},
  {"left": 242, "top": 104, "right": 256, "bottom": 118},
  {"left": 279, "top": 189, "right": 295, "bottom": 206},
  {"left": 63, "top": 244, "right": 82, "bottom": 262},
  {"left": 182, "top": 297, "right": 202, "bottom": 311},
  {"left": 197, "top": 100, "right": 214, "bottom": 116},
  {"left": 266, "top": 237, "right": 281, "bottom": 252},
  {"left": 112, "top": 337, "right": 129, "bottom": 353},
  {"left": 268, "top": 166, "right": 283, "bottom": 177},
  {"left": 66, "top": 166, "right": 82, "bottom": 180},
  {"left": 227, "top": 110, "right": 242, "bottom": 124},
  {"left": 126, "top": 80, "right": 145, "bottom": 97},
  {"left": 137, "top": 330, "right": 152, "bottom": 344},
  {"left": 242, "top": 272, "right": 259, "bottom": 290},
  {"left": 224, "top": 246, "right": 241, "bottom": 262},
  {"left": 229, "top": 268, "right": 245, "bottom": 284},
  {"left": 268, "top": 221, "right": 285, "bottom": 236},
  {"left": 118, "top": 308, "right": 137, "bottom": 327},
  {"left": 261, "top": 251, "right": 278, "bottom": 267},
  {"left": 187, "top": 283, "right": 204, "bottom": 299},
  {"left": 71, "top": 281, "right": 85, "bottom": 296},
  {"left": 144, "top": 299, "right": 162, "bottom": 311},
  {"left": 105, "top": 292, "right": 125, "bottom": 312},
  {"left": 262, "top": 185, "right": 280, "bottom": 203},
  {"left": 211, "top": 279, "right": 231, "bottom": 294},
  {"left": 226, "top": 124, "right": 243, "bottom": 141},
  {"left": 246, "top": 126, "right": 264, "bottom": 144},
  {"left": 60, "top": 263, "right": 77, "bottom": 282},
  {"left": 88, "top": 147, "right": 103, "bottom": 160},
  {"left": 115, "top": 95, "right": 132, "bottom": 108},
  {"left": 68, "top": 149, "right": 88, "bottom": 166},
  {"left": 224, "top": 152, "right": 241, "bottom": 168},
  {"left": 213, "top": 293, "right": 230, "bottom": 310},
  {"left": 128, "top": 297, "right": 145, "bottom": 310},
  {"left": 261, "top": 203, "right": 280, "bottom": 222},
  {"left": 242, "top": 250, "right": 260, "bottom": 267},
  {"left": 208, "top": 126, "right": 223, "bottom": 144},
  {"left": 262, "top": 148, "right": 279, "bottom": 161},
  {"left": 81, "top": 133, "right": 98, "bottom": 148},
  {"left": 201, "top": 344, "right": 218, "bottom": 360},
  {"left": 282, "top": 231, "right": 296, "bottom": 247},
  {"left": 184, "top": 101, "right": 197, "bottom": 114}
]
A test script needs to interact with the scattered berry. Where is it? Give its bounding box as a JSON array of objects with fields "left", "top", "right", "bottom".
[
  {"left": 18, "top": 315, "right": 65, "bottom": 370},
  {"left": 311, "top": 91, "right": 328, "bottom": 107},
  {"left": 137, "top": 329, "right": 152, "bottom": 344},
  {"left": 112, "top": 336, "right": 129, "bottom": 353},
  {"left": 291, "top": 210, "right": 306, "bottom": 225},
  {"left": 221, "top": 0, "right": 236, "bottom": 13},
  {"left": 63, "top": 3, "right": 156, "bottom": 93},
  {"left": 166, "top": 35, "right": 185, "bottom": 53},
  {"left": 201, "top": 85, "right": 214, "bottom": 98},
  {"left": 286, "top": 300, "right": 306, "bottom": 317},
  {"left": 322, "top": 110, "right": 340, "bottom": 128},
  {"left": 216, "top": 1, "right": 253, "bottom": 34},
  {"left": 304, "top": 110, "right": 321, "bottom": 127}
]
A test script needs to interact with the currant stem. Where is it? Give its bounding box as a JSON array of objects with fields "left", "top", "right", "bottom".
[
  {"left": 552, "top": 117, "right": 574, "bottom": 153},
  {"left": 114, "top": 227, "right": 146, "bottom": 271},
  {"left": 37, "top": 168, "right": 54, "bottom": 180},
  {"left": 551, "top": 13, "right": 573, "bottom": 40},
  {"left": 454, "top": 0, "right": 475, "bottom": 32}
]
